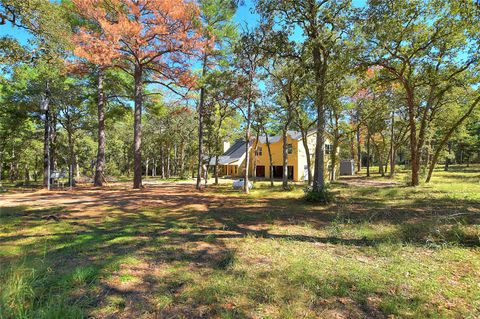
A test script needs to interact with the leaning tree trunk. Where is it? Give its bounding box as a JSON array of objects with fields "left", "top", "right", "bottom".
[
  {"left": 133, "top": 64, "right": 143, "bottom": 189},
  {"left": 94, "top": 68, "right": 106, "bottom": 186}
]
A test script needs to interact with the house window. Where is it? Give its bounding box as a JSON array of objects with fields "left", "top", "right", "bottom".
[
  {"left": 255, "top": 146, "right": 263, "bottom": 156},
  {"left": 287, "top": 144, "right": 293, "bottom": 154},
  {"left": 325, "top": 144, "right": 333, "bottom": 155}
]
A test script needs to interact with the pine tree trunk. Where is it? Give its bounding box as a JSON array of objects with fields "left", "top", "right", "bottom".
[
  {"left": 133, "top": 64, "right": 143, "bottom": 189},
  {"left": 94, "top": 68, "right": 106, "bottom": 186},
  {"left": 196, "top": 54, "right": 208, "bottom": 190},
  {"left": 43, "top": 109, "right": 50, "bottom": 188},
  {"left": 282, "top": 129, "right": 288, "bottom": 190},
  {"left": 244, "top": 115, "right": 251, "bottom": 194}
]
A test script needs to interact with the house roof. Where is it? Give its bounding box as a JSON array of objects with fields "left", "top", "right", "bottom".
[
  {"left": 258, "top": 130, "right": 312, "bottom": 144},
  {"left": 257, "top": 130, "right": 334, "bottom": 145},
  {"left": 210, "top": 139, "right": 250, "bottom": 166}
]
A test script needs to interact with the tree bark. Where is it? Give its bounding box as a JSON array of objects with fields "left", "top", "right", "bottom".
[
  {"left": 94, "top": 68, "right": 106, "bottom": 186},
  {"left": 264, "top": 131, "right": 274, "bottom": 187},
  {"left": 196, "top": 54, "right": 208, "bottom": 190},
  {"left": 405, "top": 85, "right": 419, "bottom": 186},
  {"left": 356, "top": 124, "right": 362, "bottom": 173},
  {"left": 388, "top": 110, "right": 395, "bottom": 177},
  {"left": 282, "top": 129, "right": 288, "bottom": 190},
  {"left": 67, "top": 128, "right": 75, "bottom": 187},
  {"left": 312, "top": 45, "right": 327, "bottom": 192},
  {"left": 300, "top": 131, "right": 312, "bottom": 186},
  {"left": 253, "top": 130, "right": 260, "bottom": 182},
  {"left": 133, "top": 64, "right": 143, "bottom": 189},
  {"left": 244, "top": 110, "right": 251, "bottom": 194},
  {"left": 425, "top": 94, "right": 480, "bottom": 182},
  {"left": 145, "top": 158, "right": 149, "bottom": 177},
  {"left": 214, "top": 155, "right": 219, "bottom": 184},
  {"left": 330, "top": 137, "right": 339, "bottom": 181},
  {"left": 43, "top": 108, "right": 50, "bottom": 188},
  {"left": 366, "top": 132, "right": 371, "bottom": 177}
]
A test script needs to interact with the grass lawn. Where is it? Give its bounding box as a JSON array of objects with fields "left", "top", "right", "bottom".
[{"left": 0, "top": 165, "right": 479, "bottom": 318}]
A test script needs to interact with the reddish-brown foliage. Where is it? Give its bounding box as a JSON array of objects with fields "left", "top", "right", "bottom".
[{"left": 72, "top": 0, "right": 202, "bottom": 86}]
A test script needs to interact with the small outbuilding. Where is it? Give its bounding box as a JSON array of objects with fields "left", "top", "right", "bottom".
[{"left": 340, "top": 159, "right": 356, "bottom": 176}]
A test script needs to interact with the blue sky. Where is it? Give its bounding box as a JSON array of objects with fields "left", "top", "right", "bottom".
[{"left": 0, "top": 0, "right": 366, "bottom": 47}]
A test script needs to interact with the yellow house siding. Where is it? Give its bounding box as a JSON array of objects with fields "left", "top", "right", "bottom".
[
  {"left": 249, "top": 133, "right": 335, "bottom": 182},
  {"left": 249, "top": 135, "right": 301, "bottom": 181}
]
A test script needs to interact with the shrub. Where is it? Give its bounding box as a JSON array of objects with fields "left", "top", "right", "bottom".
[{"left": 303, "top": 185, "right": 334, "bottom": 204}]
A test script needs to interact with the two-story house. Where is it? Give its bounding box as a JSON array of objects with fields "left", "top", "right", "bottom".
[{"left": 215, "top": 131, "right": 337, "bottom": 182}]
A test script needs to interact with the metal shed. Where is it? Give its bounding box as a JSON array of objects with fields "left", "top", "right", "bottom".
[{"left": 340, "top": 159, "right": 355, "bottom": 176}]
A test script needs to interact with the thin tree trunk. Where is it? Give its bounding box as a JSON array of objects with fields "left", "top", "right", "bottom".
[
  {"left": 301, "top": 131, "right": 312, "bottom": 186},
  {"left": 330, "top": 137, "right": 339, "bottom": 181},
  {"left": 24, "top": 164, "right": 29, "bottom": 186},
  {"left": 145, "top": 158, "right": 149, "bottom": 178},
  {"left": 50, "top": 113, "right": 57, "bottom": 173},
  {"left": 282, "top": 129, "right": 288, "bottom": 190},
  {"left": 253, "top": 130, "right": 260, "bottom": 182},
  {"left": 133, "top": 64, "right": 143, "bottom": 189},
  {"left": 264, "top": 131, "right": 274, "bottom": 187},
  {"left": 406, "top": 86, "right": 419, "bottom": 186},
  {"left": 356, "top": 124, "right": 362, "bottom": 173},
  {"left": 43, "top": 108, "right": 50, "bottom": 188},
  {"left": 244, "top": 113, "right": 251, "bottom": 194},
  {"left": 444, "top": 142, "right": 452, "bottom": 171},
  {"left": 366, "top": 132, "right": 371, "bottom": 177},
  {"left": 389, "top": 110, "right": 395, "bottom": 178},
  {"left": 94, "top": 68, "right": 106, "bottom": 186},
  {"left": 196, "top": 54, "right": 208, "bottom": 190},
  {"left": 214, "top": 155, "right": 219, "bottom": 184},
  {"left": 425, "top": 94, "right": 480, "bottom": 182},
  {"left": 67, "top": 128, "right": 75, "bottom": 187}
]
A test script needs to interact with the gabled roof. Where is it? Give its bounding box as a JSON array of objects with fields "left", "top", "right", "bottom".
[
  {"left": 258, "top": 130, "right": 309, "bottom": 144},
  {"left": 211, "top": 139, "right": 250, "bottom": 166},
  {"left": 257, "top": 130, "right": 332, "bottom": 145}
]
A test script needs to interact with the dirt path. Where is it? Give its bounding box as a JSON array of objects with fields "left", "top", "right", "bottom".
[
  {"left": 338, "top": 176, "right": 400, "bottom": 188},
  {"left": 0, "top": 182, "right": 232, "bottom": 216}
]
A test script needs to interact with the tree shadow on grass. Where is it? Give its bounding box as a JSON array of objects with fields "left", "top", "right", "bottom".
[{"left": 1, "top": 181, "right": 479, "bottom": 318}]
